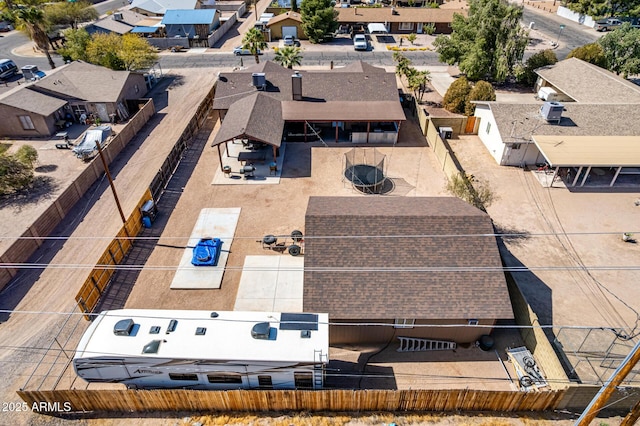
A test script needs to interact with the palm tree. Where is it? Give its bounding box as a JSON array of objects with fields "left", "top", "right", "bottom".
[
  {"left": 274, "top": 46, "right": 302, "bottom": 69},
  {"left": 15, "top": 7, "right": 56, "bottom": 69},
  {"left": 242, "top": 27, "right": 268, "bottom": 64}
]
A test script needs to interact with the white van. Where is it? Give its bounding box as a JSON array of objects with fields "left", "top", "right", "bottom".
[{"left": 0, "top": 59, "right": 18, "bottom": 80}]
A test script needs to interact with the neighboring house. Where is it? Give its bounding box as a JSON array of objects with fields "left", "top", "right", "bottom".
[
  {"left": 0, "top": 61, "right": 147, "bottom": 137},
  {"left": 473, "top": 58, "right": 640, "bottom": 186},
  {"left": 337, "top": 7, "right": 465, "bottom": 34},
  {"left": 211, "top": 61, "right": 405, "bottom": 167},
  {"left": 130, "top": 0, "right": 201, "bottom": 17},
  {"left": 303, "top": 196, "right": 514, "bottom": 345},
  {"left": 161, "top": 9, "right": 220, "bottom": 38},
  {"left": 83, "top": 10, "right": 147, "bottom": 35},
  {"left": 267, "top": 11, "right": 306, "bottom": 40}
]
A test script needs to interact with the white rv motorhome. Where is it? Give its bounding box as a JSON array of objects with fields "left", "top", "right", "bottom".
[{"left": 73, "top": 309, "right": 329, "bottom": 390}]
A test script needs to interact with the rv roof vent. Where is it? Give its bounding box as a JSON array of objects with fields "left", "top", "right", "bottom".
[
  {"left": 149, "top": 326, "right": 161, "bottom": 334},
  {"left": 166, "top": 319, "right": 178, "bottom": 334},
  {"left": 540, "top": 101, "right": 564, "bottom": 123},
  {"left": 252, "top": 72, "right": 266, "bottom": 90},
  {"left": 251, "top": 322, "right": 270, "bottom": 340},
  {"left": 300, "top": 330, "right": 311, "bottom": 339},
  {"left": 142, "top": 340, "right": 162, "bottom": 354},
  {"left": 114, "top": 319, "right": 135, "bottom": 336},
  {"left": 195, "top": 327, "right": 207, "bottom": 335},
  {"left": 210, "top": 312, "right": 219, "bottom": 318}
]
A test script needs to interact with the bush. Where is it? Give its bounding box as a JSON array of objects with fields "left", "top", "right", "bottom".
[
  {"left": 516, "top": 49, "right": 557, "bottom": 87},
  {"left": 446, "top": 173, "right": 496, "bottom": 210},
  {"left": 15, "top": 145, "right": 38, "bottom": 167},
  {"left": 443, "top": 76, "right": 471, "bottom": 114},
  {"left": 465, "top": 80, "right": 495, "bottom": 116},
  {"left": 0, "top": 153, "right": 35, "bottom": 196}
]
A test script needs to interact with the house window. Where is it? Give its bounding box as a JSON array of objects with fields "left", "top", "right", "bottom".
[
  {"left": 258, "top": 375, "right": 273, "bottom": 389},
  {"left": 399, "top": 22, "right": 414, "bottom": 31},
  {"left": 394, "top": 319, "right": 415, "bottom": 329},
  {"left": 18, "top": 115, "right": 35, "bottom": 130},
  {"left": 486, "top": 122, "right": 491, "bottom": 134},
  {"left": 207, "top": 373, "right": 243, "bottom": 384},
  {"left": 294, "top": 372, "right": 313, "bottom": 389},
  {"left": 468, "top": 319, "right": 479, "bottom": 326},
  {"left": 168, "top": 373, "right": 198, "bottom": 381}
]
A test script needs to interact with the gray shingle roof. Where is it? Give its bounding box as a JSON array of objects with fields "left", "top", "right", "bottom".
[
  {"left": 0, "top": 86, "right": 67, "bottom": 115},
  {"left": 535, "top": 58, "right": 640, "bottom": 103},
  {"left": 212, "top": 92, "right": 284, "bottom": 146},
  {"left": 303, "top": 196, "right": 513, "bottom": 320},
  {"left": 483, "top": 102, "right": 640, "bottom": 142},
  {"left": 30, "top": 61, "right": 134, "bottom": 103}
]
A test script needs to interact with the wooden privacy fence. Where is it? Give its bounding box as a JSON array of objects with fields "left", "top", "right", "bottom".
[
  {"left": 75, "top": 188, "right": 152, "bottom": 317},
  {"left": 0, "top": 99, "right": 155, "bottom": 292},
  {"left": 17, "top": 389, "right": 565, "bottom": 414}
]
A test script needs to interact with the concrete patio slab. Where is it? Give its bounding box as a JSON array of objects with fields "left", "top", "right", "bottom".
[
  {"left": 211, "top": 141, "right": 286, "bottom": 185},
  {"left": 234, "top": 255, "right": 304, "bottom": 312},
  {"left": 170, "top": 207, "right": 241, "bottom": 289}
]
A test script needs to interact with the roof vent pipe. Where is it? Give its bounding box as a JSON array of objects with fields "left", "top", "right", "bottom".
[{"left": 292, "top": 71, "right": 302, "bottom": 101}]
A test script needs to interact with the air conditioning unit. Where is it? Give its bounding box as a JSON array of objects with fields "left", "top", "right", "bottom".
[
  {"left": 438, "top": 126, "right": 453, "bottom": 140},
  {"left": 540, "top": 101, "right": 564, "bottom": 123},
  {"left": 113, "top": 12, "right": 124, "bottom": 21}
]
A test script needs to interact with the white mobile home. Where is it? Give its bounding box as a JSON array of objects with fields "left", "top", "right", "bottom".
[{"left": 74, "top": 309, "right": 329, "bottom": 390}]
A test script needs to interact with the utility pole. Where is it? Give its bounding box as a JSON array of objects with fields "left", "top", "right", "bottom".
[
  {"left": 575, "top": 338, "right": 640, "bottom": 425},
  {"left": 95, "top": 137, "right": 127, "bottom": 227}
]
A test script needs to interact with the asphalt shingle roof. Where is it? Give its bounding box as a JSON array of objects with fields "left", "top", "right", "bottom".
[
  {"left": 0, "top": 86, "right": 66, "bottom": 115},
  {"left": 30, "top": 61, "right": 135, "bottom": 103},
  {"left": 303, "top": 196, "right": 514, "bottom": 320},
  {"left": 535, "top": 58, "right": 640, "bottom": 103}
]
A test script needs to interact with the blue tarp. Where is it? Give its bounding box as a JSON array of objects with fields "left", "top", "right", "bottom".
[{"left": 131, "top": 26, "right": 160, "bottom": 33}]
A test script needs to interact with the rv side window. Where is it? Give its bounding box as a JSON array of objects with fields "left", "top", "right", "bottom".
[
  {"left": 257, "top": 375, "right": 272, "bottom": 389},
  {"left": 168, "top": 373, "right": 198, "bottom": 381},
  {"left": 207, "top": 374, "right": 243, "bottom": 384},
  {"left": 294, "top": 372, "right": 313, "bottom": 389}
]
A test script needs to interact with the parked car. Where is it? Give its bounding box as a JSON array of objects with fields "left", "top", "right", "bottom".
[
  {"left": 0, "top": 59, "right": 18, "bottom": 80},
  {"left": 233, "top": 46, "right": 261, "bottom": 56},
  {"left": 594, "top": 18, "right": 622, "bottom": 31},
  {"left": 283, "top": 35, "right": 295, "bottom": 46},
  {"left": 353, "top": 34, "right": 368, "bottom": 51}
]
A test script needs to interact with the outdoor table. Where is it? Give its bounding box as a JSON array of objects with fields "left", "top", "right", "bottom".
[{"left": 238, "top": 151, "right": 266, "bottom": 165}]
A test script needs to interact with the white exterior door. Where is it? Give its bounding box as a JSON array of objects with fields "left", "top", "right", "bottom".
[{"left": 282, "top": 26, "right": 297, "bottom": 38}]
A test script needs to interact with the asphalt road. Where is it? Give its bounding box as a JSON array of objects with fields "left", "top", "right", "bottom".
[{"left": 0, "top": 3, "right": 600, "bottom": 72}]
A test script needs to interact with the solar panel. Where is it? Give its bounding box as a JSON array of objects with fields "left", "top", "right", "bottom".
[{"left": 279, "top": 313, "right": 318, "bottom": 330}]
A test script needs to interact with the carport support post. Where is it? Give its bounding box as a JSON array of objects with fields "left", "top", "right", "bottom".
[
  {"left": 572, "top": 166, "right": 582, "bottom": 187},
  {"left": 610, "top": 167, "right": 622, "bottom": 187},
  {"left": 580, "top": 166, "right": 591, "bottom": 187}
]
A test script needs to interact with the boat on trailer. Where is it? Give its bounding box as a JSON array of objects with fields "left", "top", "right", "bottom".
[{"left": 73, "top": 309, "right": 329, "bottom": 390}]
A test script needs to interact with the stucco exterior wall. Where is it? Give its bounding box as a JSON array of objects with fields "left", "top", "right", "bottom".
[
  {"left": 0, "top": 104, "right": 58, "bottom": 137},
  {"left": 268, "top": 18, "right": 306, "bottom": 39}
]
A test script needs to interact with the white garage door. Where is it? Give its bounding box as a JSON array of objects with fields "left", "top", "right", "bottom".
[{"left": 282, "top": 26, "right": 298, "bottom": 38}]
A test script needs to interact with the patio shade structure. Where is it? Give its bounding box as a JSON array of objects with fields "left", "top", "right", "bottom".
[{"left": 211, "top": 92, "right": 284, "bottom": 171}]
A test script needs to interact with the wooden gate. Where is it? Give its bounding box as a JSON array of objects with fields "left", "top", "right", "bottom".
[{"left": 465, "top": 116, "right": 478, "bottom": 134}]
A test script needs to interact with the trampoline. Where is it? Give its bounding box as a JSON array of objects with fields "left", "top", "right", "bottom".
[{"left": 343, "top": 148, "right": 387, "bottom": 194}]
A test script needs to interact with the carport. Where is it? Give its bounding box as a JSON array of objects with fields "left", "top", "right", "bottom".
[
  {"left": 532, "top": 135, "right": 640, "bottom": 187},
  {"left": 367, "top": 23, "right": 388, "bottom": 34}
]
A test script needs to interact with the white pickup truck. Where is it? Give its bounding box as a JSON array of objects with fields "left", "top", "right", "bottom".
[{"left": 594, "top": 18, "right": 622, "bottom": 31}]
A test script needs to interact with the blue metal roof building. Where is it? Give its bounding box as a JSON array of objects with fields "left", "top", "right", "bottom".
[{"left": 161, "top": 9, "right": 220, "bottom": 39}]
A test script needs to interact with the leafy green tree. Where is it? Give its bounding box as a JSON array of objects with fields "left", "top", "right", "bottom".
[
  {"left": 86, "top": 32, "right": 126, "bottom": 70},
  {"left": 119, "top": 34, "right": 159, "bottom": 70},
  {"left": 45, "top": 1, "right": 97, "bottom": 29},
  {"left": 300, "top": 0, "right": 338, "bottom": 43},
  {"left": 465, "top": 80, "right": 495, "bottom": 116},
  {"left": 564, "top": 0, "right": 640, "bottom": 19},
  {"left": 274, "top": 46, "right": 303, "bottom": 69},
  {"left": 442, "top": 76, "right": 471, "bottom": 114},
  {"left": 406, "top": 33, "right": 417, "bottom": 45},
  {"left": 515, "top": 49, "right": 557, "bottom": 87},
  {"left": 433, "top": 0, "right": 528, "bottom": 83},
  {"left": 14, "top": 145, "right": 38, "bottom": 168},
  {"left": 598, "top": 23, "right": 640, "bottom": 78},
  {"left": 567, "top": 43, "right": 607, "bottom": 68},
  {"left": 242, "top": 27, "right": 268, "bottom": 64},
  {"left": 14, "top": 6, "right": 56, "bottom": 69},
  {"left": 57, "top": 28, "right": 91, "bottom": 62}
]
